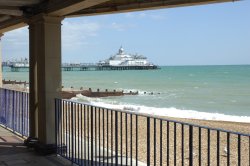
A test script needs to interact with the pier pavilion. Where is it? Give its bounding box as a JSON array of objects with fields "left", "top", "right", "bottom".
[{"left": 1, "top": 0, "right": 248, "bottom": 166}]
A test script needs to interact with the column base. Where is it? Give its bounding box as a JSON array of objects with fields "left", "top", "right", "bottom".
[
  {"left": 34, "top": 143, "right": 57, "bottom": 155},
  {"left": 24, "top": 137, "right": 57, "bottom": 155},
  {"left": 24, "top": 137, "right": 39, "bottom": 148}
]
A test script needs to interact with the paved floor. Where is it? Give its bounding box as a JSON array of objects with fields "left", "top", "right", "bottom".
[
  {"left": 0, "top": 126, "right": 146, "bottom": 166},
  {"left": 0, "top": 126, "right": 73, "bottom": 166}
]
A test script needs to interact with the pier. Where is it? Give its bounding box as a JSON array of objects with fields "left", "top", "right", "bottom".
[{"left": 7, "top": 64, "right": 159, "bottom": 72}]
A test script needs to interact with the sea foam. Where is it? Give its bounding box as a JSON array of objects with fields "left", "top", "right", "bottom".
[{"left": 73, "top": 94, "right": 250, "bottom": 123}]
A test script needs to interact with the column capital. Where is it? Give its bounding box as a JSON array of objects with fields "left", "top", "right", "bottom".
[{"left": 27, "top": 14, "right": 64, "bottom": 26}]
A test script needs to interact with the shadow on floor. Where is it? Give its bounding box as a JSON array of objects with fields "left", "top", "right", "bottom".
[{"left": 0, "top": 142, "right": 29, "bottom": 156}]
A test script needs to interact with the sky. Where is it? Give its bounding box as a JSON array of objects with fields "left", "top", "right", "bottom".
[{"left": 1, "top": 1, "right": 250, "bottom": 66}]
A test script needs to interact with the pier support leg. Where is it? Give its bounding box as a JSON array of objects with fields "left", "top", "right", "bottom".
[
  {"left": 0, "top": 34, "right": 3, "bottom": 87},
  {"left": 28, "top": 15, "right": 63, "bottom": 154}
]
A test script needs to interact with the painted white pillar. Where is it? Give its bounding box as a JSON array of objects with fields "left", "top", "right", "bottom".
[
  {"left": 28, "top": 15, "right": 63, "bottom": 148},
  {"left": 0, "top": 34, "right": 3, "bottom": 88}
]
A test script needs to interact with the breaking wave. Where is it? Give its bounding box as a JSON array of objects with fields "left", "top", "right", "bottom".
[{"left": 72, "top": 94, "right": 250, "bottom": 123}]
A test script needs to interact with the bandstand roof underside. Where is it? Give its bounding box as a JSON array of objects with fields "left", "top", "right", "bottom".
[{"left": 0, "top": 0, "right": 235, "bottom": 33}]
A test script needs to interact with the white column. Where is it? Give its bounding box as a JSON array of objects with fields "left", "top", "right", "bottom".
[{"left": 28, "top": 14, "right": 63, "bottom": 147}]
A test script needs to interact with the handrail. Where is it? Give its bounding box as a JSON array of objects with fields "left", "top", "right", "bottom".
[
  {"left": 55, "top": 98, "right": 250, "bottom": 166},
  {"left": 58, "top": 98, "right": 250, "bottom": 137},
  {"left": 0, "top": 88, "right": 29, "bottom": 137}
]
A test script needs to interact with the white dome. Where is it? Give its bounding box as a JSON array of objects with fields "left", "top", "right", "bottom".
[{"left": 118, "top": 46, "right": 125, "bottom": 54}]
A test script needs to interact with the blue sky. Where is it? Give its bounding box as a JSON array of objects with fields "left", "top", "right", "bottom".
[{"left": 2, "top": 1, "right": 250, "bottom": 65}]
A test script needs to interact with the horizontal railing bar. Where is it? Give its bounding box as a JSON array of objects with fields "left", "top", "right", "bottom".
[
  {"left": 57, "top": 98, "right": 250, "bottom": 137},
  {"left": 0, "top": 124, "right": 28, "bottom": 139},
  {"left": 0, "top": 88, "right": 29, "bottom": 94}
]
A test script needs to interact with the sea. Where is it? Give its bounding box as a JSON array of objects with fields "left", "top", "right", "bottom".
[{"left": 3, "top": 65, "right": 250, "bottom": 123}]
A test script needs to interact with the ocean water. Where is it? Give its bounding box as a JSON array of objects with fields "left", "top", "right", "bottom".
[{"left": 3, "top": 65, "right": 250, "bottom": 122}]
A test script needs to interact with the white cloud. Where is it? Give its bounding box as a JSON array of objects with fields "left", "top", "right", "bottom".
[
  {"left": 2, "top": 20, "right": 101, "bottom": 60},
  {"left": 1, "top": 19, "right": 101, "bottom": 60},
  {"left": 110, "top": 22, "right": 135, "bottom": 31},
  {"left": 124, "top": 13, "right": 135, "bottom": 18},
  {"left": 124, "top": 11, "right": 166, "bottom": 20},
  {"left": 2, "top": 27, "right": 29, "bottom": 60},
  {"left": 138, "top": 12, "right": 147, "bottom": 18},
  {"left": 3, "top": 27, "right": 29, "bottom": 46},
  {"left": 149, "top": 14, "right": 166, "bottom": 20},
  {"left": 62, "top": 20, "right": 100, "bottom": 49}
]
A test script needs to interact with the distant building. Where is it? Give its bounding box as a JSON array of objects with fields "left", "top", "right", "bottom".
[
  {"left": 10, "top": 58, "right": 29, "bottom": 67},
  {"left": 98, "top": 46, "right": 156, "bottom": 67}
]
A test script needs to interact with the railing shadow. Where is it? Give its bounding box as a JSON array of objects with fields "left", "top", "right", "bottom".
[
  {"left": 0, "top": 142, "right": 27, "bottom": 156},
  {"left": 64, "top": 156, "right": 127, "bottom": 166}
]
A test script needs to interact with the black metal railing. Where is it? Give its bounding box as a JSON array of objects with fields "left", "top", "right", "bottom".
[
  {"left": 0, "top": 88, "right": 29, "bottom": 137},
  {"left": 55, "top": 98, "right": 250, "bottom": 166}
]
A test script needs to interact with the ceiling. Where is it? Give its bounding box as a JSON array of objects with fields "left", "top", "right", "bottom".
[
  {"left": 0, "top": 0, "right": 46, "bottom": 33},
  {"left": 0, "top": 0, "right": 234, "bottom": 33}
]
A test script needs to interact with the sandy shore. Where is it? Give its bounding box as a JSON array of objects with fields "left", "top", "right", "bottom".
[
  {"left": 2, "top": 84, "right": 29, "bottom": 92},
  {"left": 157, "top": 116, "right": 250, "bottom": 134}
]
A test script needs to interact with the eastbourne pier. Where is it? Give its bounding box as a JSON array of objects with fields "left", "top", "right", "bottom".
[
  {"left": 4, "top": 47, "right": 159, "bottom": 71},
  {"left": 4, "top": 63, "right": 159, "bottom": 72}
]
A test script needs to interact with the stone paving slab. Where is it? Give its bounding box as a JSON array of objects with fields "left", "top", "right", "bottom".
[{"left": 0, "top": 126, "right": 74, "bottom": 166}]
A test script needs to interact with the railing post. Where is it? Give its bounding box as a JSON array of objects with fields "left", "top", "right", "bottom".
[
  {"left": 217, "top": 131, "right": 220, "bottom": 166},
  {"left": 21, "top": 92, "right": 24, "bottom": 136},
  {"left": 238, "top": 135, "right": 241, "bottom": 166},
  {"left": 55, "top": 99, "right": 58, "bottom": 154},
  {"left": 26, "top": 92, "right": 29, "bottom": 136},
  {"left": 208, "top": 129, "right": 210, "bottom": 166},
  {"left": 71, "top": 102, "right": 74, "bottom": 162},
  {"left": 147, "top": 117, "right": 150, "bottom": 166},
  {"left": 4, "top": 89, "right": 7, "bottom": 126},
  {"left": 189, "top": 126, "right": 193, "bottom": 166},
  {"left": 227, "top": 133, "right": 231, "bottom": 166},
  {"left": 12, "top": 90, "right": 15, "bottom": 131},
  {"left": 115, "top": 111, "right": 118, "bottom": 165},
  {"left": 91, "top": 106, "right": 94, "bottom": 165}
]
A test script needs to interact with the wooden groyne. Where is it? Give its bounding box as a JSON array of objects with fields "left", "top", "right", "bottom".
[
  {"left": 2, "top": 80, "right": 138, "bottom": 98},
  {"left": 3, "top": 79, "right": 29, "bottom": 85},
  {"left": 62, "top": 88, "right": 138, "bottom": 99},
  {"left": 3, "top": 79, "right": 138, "bottom": 99}
]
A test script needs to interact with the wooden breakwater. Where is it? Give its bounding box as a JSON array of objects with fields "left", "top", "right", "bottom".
[
  {"left": 3, "top": 79, "right": 29, "bottom": 85},
  {"left": 62, "top": 88, "right": 138, "bottom": 99},
  {"left": 2, "top": 80, "right": 138, "bottom": 98}
]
